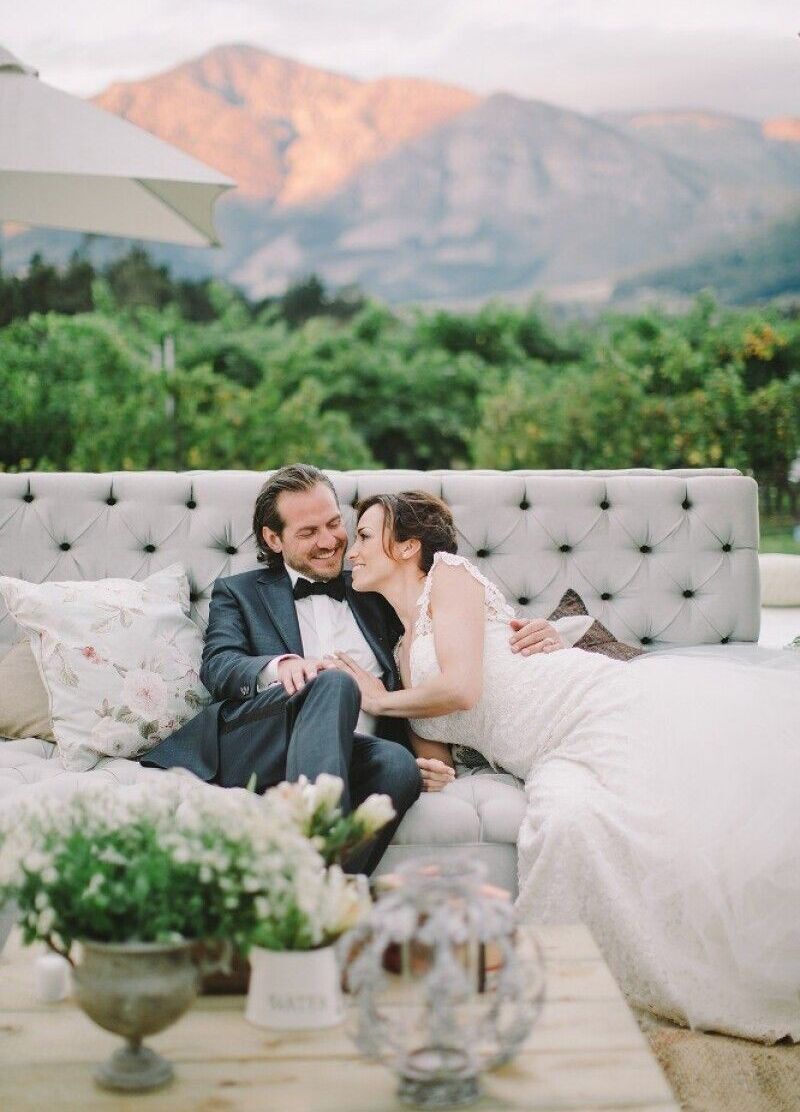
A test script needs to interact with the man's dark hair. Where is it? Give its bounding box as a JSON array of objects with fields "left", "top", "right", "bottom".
[{"left": 252, "top": 464, "right": 339, "bottom": 569}]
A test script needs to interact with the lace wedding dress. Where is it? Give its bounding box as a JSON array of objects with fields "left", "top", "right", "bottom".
[{"left": 407, "top": 552, "right": 800, "bottom": 1042}]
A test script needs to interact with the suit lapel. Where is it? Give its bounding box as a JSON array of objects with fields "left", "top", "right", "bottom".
[
  {"left": 256, "top": 569, "right": 304, "bottom": 656},
  {"left": 344, "top": 572, "right": 398, "bottom": 686}
]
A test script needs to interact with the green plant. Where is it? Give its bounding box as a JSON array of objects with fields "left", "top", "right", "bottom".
[{"left": 0, "top": 775, "right": 393, "bottom": 958}]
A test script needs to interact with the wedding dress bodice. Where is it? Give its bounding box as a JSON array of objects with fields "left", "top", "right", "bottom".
[{"left": 404, "top": 552, "right": 622, "bottom": 777}]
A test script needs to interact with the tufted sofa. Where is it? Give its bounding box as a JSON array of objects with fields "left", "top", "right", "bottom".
[{"left": 0, "top": 467, "right": 791, "bottom": 895}]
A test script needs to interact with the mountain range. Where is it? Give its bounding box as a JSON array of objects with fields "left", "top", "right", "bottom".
[{"left": 4, "top": 43, "right": 800, "bottom": 305}]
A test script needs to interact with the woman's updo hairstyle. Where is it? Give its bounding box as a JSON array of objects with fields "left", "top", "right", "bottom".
[{"left": 355, "top": 491, "right": 458, "bottom": 573}]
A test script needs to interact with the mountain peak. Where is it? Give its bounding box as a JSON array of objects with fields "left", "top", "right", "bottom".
[
  {"left": 763, "top": 117, "right": 800, "bottom": 143},
  {"left": 93, "top": 43, "right": 476, "bottom": 203}
]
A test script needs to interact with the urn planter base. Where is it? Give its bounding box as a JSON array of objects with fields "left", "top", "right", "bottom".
[{"left": 94, "top": 1040, "right": 173, "bottom": 1091}]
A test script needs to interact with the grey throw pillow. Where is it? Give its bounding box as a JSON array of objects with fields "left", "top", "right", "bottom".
[{"left": 547, "top": 590, "right": 646, "bottom": 660}]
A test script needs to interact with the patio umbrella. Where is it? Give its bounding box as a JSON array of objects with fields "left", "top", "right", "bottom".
[{"left": 0, "top": 46, "right": 234, "bottom": 246}]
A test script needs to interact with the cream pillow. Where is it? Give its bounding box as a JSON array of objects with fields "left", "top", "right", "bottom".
[
  {"left": 759, "top": 553, "right": 800, "bottom": 607},
  {"left": 0, "top": 565, "right": 210, "bottom": 770},
  {"left": 0, "top": 640, "right": 55, "bottom": 741}
]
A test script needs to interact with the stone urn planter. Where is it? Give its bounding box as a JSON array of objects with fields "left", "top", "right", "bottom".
[{"left": 71, "top": 939, "right": 199, "bottom": 1091}]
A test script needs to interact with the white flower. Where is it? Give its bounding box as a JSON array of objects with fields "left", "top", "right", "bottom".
[
  {"left": 353, "top": 794, "right": 395, "bottom": 836},
  {"left": 89, "top": 717, "right": 136, "bottom": 756},
  {"left": 122, "top": 669, "right": 168, "bottom": 720},
  {"left": 37, "top": 907, "right": 56, "bottom": 934},
  {"left": 85, "top": 874, "right": 105, "bottom": 898},
  {"left": 23, "top": 851, "right": 50, "bottom": 875},
  {"left": 319, "top": 867, "right": 370, "bottom": 939},
  {"left": 307, "top": 774, "right": 344, "bottom": 814}
]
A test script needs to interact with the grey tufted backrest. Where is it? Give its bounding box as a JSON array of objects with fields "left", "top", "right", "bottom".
[{"left": 0, "top": 468, "right": 760, "bottom": 657}]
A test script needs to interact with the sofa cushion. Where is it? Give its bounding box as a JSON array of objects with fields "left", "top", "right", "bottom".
[
  {"left": 0, "top": 641, "right": 54, "bottom": 741},
  {"left": 0, "top": 564, "right": 209, "bottom": 771},
  {"left": 393, "top": 772, "right": 526, "bottom": 846}
]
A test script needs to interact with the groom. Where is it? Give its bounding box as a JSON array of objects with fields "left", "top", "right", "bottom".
[{"left": 143, "top": 464, "right": 561, "bottom": 873}]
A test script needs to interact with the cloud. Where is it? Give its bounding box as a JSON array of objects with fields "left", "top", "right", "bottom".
[{"left": 6, "top": 0, "right": 799, "bottom": 114}]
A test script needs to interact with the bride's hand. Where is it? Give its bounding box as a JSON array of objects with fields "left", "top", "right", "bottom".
[
  {"left": 416, "top": 757, "right": 456, "bottom": 792},
  {"left": 324, "top": 652, "right": 388, "bottom": 715}
]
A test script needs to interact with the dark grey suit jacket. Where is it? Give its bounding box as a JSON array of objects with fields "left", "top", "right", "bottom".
[{"left": 142, "top": 565, "right": 408, "bottom": 786}]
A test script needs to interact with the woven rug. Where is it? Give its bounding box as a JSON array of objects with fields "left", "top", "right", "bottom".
[{"left": 635, "top": 1012, "right": 800, "bottom": 1112}]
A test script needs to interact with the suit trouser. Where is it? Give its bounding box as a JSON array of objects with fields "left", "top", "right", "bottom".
[{"left": 218, "top": 669, "right": 421, "bottom": 875}]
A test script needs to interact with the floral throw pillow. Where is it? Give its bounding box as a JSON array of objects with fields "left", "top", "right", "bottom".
[{"left": 0, "top": 565, "right": 210, "bottom": 771}]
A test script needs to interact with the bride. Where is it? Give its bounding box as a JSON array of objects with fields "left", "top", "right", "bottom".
[{"left": 326, "top": 490, "right": 800, "bottom": 1043}]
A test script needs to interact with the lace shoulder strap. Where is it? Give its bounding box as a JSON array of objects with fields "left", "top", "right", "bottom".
[{"left": 414, "top": 551, "right": 515, "bottom": 638}]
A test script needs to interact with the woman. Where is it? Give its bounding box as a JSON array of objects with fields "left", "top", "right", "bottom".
[{"left": 327, "top": 491, "right": 800, "bottom": 1042}]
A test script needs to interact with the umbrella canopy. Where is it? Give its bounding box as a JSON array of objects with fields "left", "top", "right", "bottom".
[{"left": 0, "top": 46, "right": 234, "bottom": 246}]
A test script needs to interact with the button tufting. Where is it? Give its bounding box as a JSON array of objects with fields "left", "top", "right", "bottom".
[
  {"left": 600, "top": 500, "right": 610, "bottom": 510},
  {"left": 519, "top": 500, "right": 530, "bottom": 510},
  {"left": 559, "top": 543, "right": 572, "bottom": 553},
  {"left": 639, "top": 544, "right": 652, "bottom": 554},
  {"left": 59, "top": 542, "right": 70, "bottom": 552},
  {"left": 476, "top": 549, "right": 489, "bottom": 558},
  {"left": 186, "top": 499, "right": 197, "bottom": 509},
  {"left": 600, "top": 592, "right": 612, "bottom": 601},
  {"left": 106, "top": 497, "right": 117, "bottom": 506},
  {"left": 518, "top": 596, "right": 530, "bottom": 605},
  {"left": 682, "top": 499, "right": 692, "bottom": 510},
  {"left": 721, "top": 636, "right": 730, "bottom": 644},
  {"left": 641, "top": 636, "right": 652, "bottom": 645},
  {"left": 22, "top": 493, "right": 34, "bottom": 503},
  {"left": 722, "top": 543, "right": 732, "bottom": 552},
  {"left": 144, "top": 544, "right": 156, "bottom": 553},
  {"left": 225, "top": 545, "right": 237, "bottom": 555},
  {"left": 683, "top": 589, "right": 694, "bottom": 598}
]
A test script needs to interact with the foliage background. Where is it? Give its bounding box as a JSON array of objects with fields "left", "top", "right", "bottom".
[{"left": 2, "top": 249, "right": 798, "bottom": 548}]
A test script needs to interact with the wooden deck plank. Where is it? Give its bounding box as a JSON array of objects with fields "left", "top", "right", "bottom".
[
  {"left": 0, "top": 1056, "right": 678, "bottom": 1111},
  {"left": 0, "top": 996, "right": 652, "bottom": 1065}
]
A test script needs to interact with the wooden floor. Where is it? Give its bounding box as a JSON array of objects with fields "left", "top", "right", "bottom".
[{"left": 0, "top": 924, "right": 679, "bottom": 1111}]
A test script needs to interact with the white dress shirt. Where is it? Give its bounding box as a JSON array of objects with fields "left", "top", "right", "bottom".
[{"left": 258, "top": 563, "right": 384, "bottom": 736}]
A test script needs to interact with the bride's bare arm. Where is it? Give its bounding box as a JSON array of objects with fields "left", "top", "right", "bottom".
[{"left": 333, "top": 562, "right": 485, "bottom": 719}]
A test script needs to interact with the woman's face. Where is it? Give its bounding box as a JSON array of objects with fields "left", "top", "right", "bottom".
[{"left": 348, "top": 504, "right": 403, "bottom": 593}]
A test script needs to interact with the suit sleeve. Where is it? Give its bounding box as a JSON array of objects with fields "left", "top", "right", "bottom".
[{"left": 200, "top": 579, "right": 283, "bottom": 702}]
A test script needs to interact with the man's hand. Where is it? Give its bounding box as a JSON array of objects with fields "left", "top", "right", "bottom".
[
  {"left": 416, "top": 757, "right": 456, "bottom": 792},
  {"left": 277, "top": 656, "right": 322, "bottom": 695},
  {"left": 508, "top": 617, "right": 564, "bottom": 656}
]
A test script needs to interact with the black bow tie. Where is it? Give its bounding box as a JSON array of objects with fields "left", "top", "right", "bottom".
[{"left": 292, "top": 575, "right": 346, "bottom": 603}]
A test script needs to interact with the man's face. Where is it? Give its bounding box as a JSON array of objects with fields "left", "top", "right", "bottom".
[{"left": 262, "top": 483, "right": 348, "bottom": 580}]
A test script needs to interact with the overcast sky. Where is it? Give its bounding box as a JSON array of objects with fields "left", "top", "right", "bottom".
[{"left": 6, "top": 0, "right": 800, "bottom": 118}]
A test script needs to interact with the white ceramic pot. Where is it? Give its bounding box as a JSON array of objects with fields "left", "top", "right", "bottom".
[{"left": 245, "top": 944, "right": 344, "bottom": 1030}]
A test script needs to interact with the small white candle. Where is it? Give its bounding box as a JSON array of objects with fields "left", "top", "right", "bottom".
[{"left": 34, "top": 953, "right": 70, "bottom": 1003}]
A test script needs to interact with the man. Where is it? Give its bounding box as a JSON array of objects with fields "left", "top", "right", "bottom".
[{"left": 144, "top": 464, "right": 566, "bottom": 873}]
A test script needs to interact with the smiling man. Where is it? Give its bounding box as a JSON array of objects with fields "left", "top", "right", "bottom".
[
  {"left": 142, "top": 464, "right": 421, "bottom": 872},
  {"left": 142, "top": 463, "right": 561, "bottom": 873}
]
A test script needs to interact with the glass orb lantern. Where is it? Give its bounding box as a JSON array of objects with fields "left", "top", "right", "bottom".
[{"left": 339, "top": 859, "right": 545, "bottom": 1109}]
